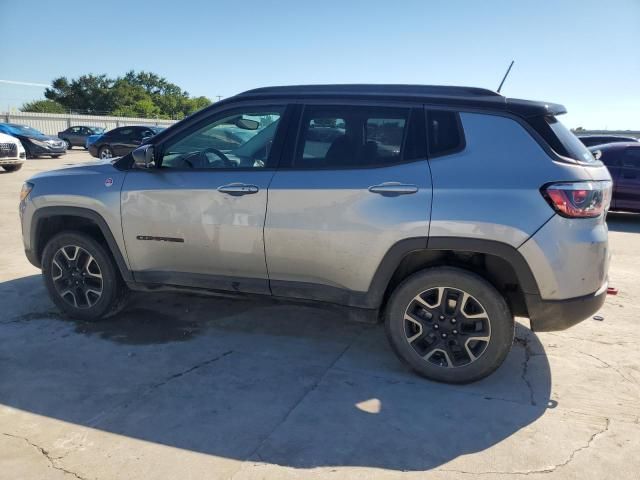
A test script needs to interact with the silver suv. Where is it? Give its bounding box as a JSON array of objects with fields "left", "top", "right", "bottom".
[{"left": 19, "top": 85, "right": 612, "bottom": 383}]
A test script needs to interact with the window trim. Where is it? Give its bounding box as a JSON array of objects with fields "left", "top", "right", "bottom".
[
  {"left": 150, "top": 104, "right": 292, "bottom": 172},
  {"left": 279, "top": 103, "right": 424, "bottom": 171},
  {"left": 425, "top": 109, "right": 466, "bottom": 159}
]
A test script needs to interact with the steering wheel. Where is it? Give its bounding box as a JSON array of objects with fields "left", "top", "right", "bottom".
[{"left": 182, "top": 147, "right": 233, "bottom": 168}]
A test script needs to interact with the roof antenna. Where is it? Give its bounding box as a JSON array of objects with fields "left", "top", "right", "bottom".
[{"left": 496, "top": 60, "right": 515, "bottom": 94}]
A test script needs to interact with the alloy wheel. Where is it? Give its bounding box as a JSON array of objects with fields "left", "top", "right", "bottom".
[
  {"left": 100, "top": 147, "right": 112, "bottom": 159},
  {"left": 404, "top": 287, "right": 491, "bottom": 368},
  {"left": 51, "top": 245, "right": 103, "bottom": 309}
]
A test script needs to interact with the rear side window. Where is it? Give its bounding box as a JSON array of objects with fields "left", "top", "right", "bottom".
[
  {"left": 427, "top": 110, "right": 465, "bottom": 157},
  {"left": 623, "top": 148, "right": 640, "bottom": 168},
  {"left": 295, "top": 105, "right": 415, "bottom": 168}
]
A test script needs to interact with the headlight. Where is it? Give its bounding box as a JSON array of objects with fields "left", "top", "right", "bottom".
[
  {"left": 29, "top": 138, "right": 48, "bottom": 147},
  {"left": 20, "top": 182, "right": 34, "bottom": 202}
]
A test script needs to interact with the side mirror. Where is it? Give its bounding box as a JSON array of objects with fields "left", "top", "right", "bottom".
[
  {"left": 132, "top": 144, "right": 155, "bottom": 169},
  {"left": 592, "top": 149, "right": 602, "bottom": 161}
]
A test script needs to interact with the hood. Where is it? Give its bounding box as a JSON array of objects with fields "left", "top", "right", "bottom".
[
  {"left": 29, "top": 158, "right": 119, "bottom": 180},
  {"left": 0, "top": 132, "right": 21, "bottom": 144}
]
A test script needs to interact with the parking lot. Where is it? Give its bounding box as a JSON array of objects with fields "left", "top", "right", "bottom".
[{"left": 0, "top": 150, "right": 638, "bottom": 479}]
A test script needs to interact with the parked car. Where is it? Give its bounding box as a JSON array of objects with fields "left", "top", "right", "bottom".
[
  {"left": 0, "top": 131, "right": 26, "bottom": 172},
  {"left": 58, "top": 126, "right": 105, "bottom": 150},
  {"left": 0, "top": 123, "right": 66, "bottom": 158},
  {"left": 578, "top": 135, "right": 639, "bottom": 147},
  {"left": 590, "top": 142, "right": 640, "bottom": 213},
  {"left": 20, "top": 84, "right": 612, "bottom": 383},
  {"left": 88, "top": 126, "right": 165, "bottom": 159}
]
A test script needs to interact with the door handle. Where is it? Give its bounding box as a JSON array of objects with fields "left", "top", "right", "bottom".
[
  {"left": 368, "top": 182, "right": 418, "bottom": 195},
  {"left": 218, "top": 183, "right": 260, "bottom": 196}
]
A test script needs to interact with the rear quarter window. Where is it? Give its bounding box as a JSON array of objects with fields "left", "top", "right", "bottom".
[
  {"left": 530, "top": 116, "right": 597, "bottom": 164},
  {"left": 426, "top": 110, "right": 465, "bottom": 157}
]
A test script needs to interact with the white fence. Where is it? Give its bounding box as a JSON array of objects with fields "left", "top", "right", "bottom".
[{"left": 1, "top": 111, "right": 177, "bottom": 136}]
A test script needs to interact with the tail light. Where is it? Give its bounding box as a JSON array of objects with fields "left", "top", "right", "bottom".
[{"left": 542, "top": 181, "right": 612, "bottom": 218}]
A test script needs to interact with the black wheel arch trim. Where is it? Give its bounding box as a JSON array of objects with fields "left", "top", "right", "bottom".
[
  {"left": 29, "top": 206, "right": 133, "bottom": 282},
  {"left": 364, "top": 236, "right": 541, "bottom": 309}
]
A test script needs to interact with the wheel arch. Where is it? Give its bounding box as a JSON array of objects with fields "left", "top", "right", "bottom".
[
  {"left": 30, "top": 207, "right": 132, "bottom": 282},
  {"left": 366, "top": 237, "right": 540, "bottom": 317}
]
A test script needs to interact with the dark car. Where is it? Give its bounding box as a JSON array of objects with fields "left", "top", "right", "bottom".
[
  {"left": 88, "top": 126, "right": 165, "bottom": 159},
  {"left": 58, "top": 126, "right": 105, "bottom": 150},
  {"left": 590, "top": 142, "right": 640, "bottom": 213},
  {"left": 579, "top": 135, "right": 639, "bottom": 148},
  {"left": 0, "top": 123, "right": 66, "bottom": 158}
]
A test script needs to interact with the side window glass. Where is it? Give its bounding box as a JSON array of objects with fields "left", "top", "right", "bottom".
[
  {"left": 295, "top": 106, "right": 410, "bottom": 168},
  {"left": 160, "top": 107, "right": 284, "bottom": 169},
  {"left": 623, "top": 148, "right": 640, "bottom": 168},
  {"left": 427, "top": 110, "right": 465, "bottom": 157}
]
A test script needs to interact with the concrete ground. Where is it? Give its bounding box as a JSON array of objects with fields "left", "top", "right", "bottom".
[{"left": 0, "top": 150, "right": 638, "bottom": 480}]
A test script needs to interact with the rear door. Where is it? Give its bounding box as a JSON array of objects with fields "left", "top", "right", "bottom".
[
  {"left": 616, "top": 146, "right": 640, "bottom": 212},
  {"left": 264, "top": 103, "right": 432, "bottom": 306}
]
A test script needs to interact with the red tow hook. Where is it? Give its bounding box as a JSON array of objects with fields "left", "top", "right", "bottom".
[{"left": 607, "top": 287, "right": 618, "bottom": 295}]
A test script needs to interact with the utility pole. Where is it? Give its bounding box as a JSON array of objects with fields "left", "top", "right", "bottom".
[{"left": 216, "top": 95, "right": 222, "bottom": 102}]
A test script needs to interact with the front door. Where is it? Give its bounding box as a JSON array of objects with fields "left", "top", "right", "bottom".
[
  {"left": 121, "top": 105, "right": 288, "bottom": 294},
  {"left": 264, "top": 103, "right": 432, "bottom": 306}
]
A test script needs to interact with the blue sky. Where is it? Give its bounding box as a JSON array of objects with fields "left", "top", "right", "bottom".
[{"left": 1, "top": 0, "right": 638, "bottom": 129}]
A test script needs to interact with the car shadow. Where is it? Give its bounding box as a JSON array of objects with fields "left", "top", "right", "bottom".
[
  {"left": 0, "top": 274, "right": 552, "bottom": 472},
  {"left": 607, "top": 212, "right": 640, "bottom": 233}
]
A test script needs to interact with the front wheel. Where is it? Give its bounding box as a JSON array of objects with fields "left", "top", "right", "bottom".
[
  {"left": 63, "top": 139, "right": 72, "bottom": 150},
  {"left": 2, "top": 164, "right": 23, "bottom": 172},
  {"left": 51, "top": 155, "right": 62, "bottom": 158},
  {"left": 385, "top": 267, "right": 514, "bottom": 384},
  {"left": 98, "top": 146, "right": 113, "bottom": 159},
  {"left": 42, "top": 232, "right": 127, "bottom": 320}
]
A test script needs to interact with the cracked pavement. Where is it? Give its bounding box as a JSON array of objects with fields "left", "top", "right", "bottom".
[{"left": 1, "top": 152, "right": 639, "bottom": 479}]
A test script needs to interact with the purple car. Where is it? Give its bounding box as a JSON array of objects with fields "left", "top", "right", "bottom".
[{"left": 591, "top": 142, "right": 640, "bottom": 212}]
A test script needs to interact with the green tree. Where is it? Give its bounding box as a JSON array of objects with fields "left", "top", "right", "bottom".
[
  {"left": 40, "top": 71, "right": 212, "bottom": 118},
  {"left": 20, "top": 99, "right": 66, "bottom": 113}
]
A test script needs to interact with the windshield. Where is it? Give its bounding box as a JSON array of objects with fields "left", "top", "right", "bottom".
[
  {"left": 546, "top": 117, "right": 597, "bottom": 163},
  {"left": 5, "top": 124, "right": 45, "bottom": 136}
]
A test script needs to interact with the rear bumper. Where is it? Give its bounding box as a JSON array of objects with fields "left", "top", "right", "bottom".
[{"left": 526, "top": 282, "right": 607, "bottom": 332}]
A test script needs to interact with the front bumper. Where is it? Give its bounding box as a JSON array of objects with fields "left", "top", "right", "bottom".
[
  {"left": 88, "top": 144, "right": 100, "bottom": 157},
  {"left": 0, "top": 158, "right": 24, "bottom": 166},
  {"left": 29, "top": 143, "right": 66, "bottom": 155},
  {"left": 526, "top": 282, "right": 608, "bottom": 332}
]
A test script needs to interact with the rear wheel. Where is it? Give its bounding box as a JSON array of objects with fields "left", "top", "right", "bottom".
[
  {"left": 51, "top": 155, "right": 62, "bottom": 158},
  {"left": 42, "top": 232, "right": 127, "bottom": 320},
  {"left": 2, "top": 164, "right": 23, "bottom": 172},
  {"left": 385, "top": 267, "right": 514, "bottom": 383}
]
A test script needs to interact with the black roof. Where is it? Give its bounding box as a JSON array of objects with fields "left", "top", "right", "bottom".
[{"left": 234, "top": 84, "right": 567, "bottom": 118}]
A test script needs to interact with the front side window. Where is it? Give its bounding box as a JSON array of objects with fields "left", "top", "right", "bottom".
[
  {"left": 295, "top": 105, "right": 410, "bottom": 168},
  {"left": 160, "top": 107, "right": 284, "bottom": 169}
]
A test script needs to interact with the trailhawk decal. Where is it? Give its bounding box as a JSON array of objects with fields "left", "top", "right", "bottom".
[{"left": 136, "top": 235, "right": 184, "bottom": 243}]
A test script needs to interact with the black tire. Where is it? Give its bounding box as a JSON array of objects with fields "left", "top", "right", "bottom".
[
  {"left": 51, "top": 155, "right": 62, "bottom": 158},
  {"left": 42, "top": 231, "right": 128, "bottom": 321},
  {"left": 98, "top": 145, "right": 113, "bottom": 159},
  {"left": 3, "top": 164, "right": 23, "bottom": 172},
  {"left": 63, "top": 139, "right": 72, "bottom": 150},
  {"left": 385, "top": 267, "right": 514, "bottom": 384}
]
